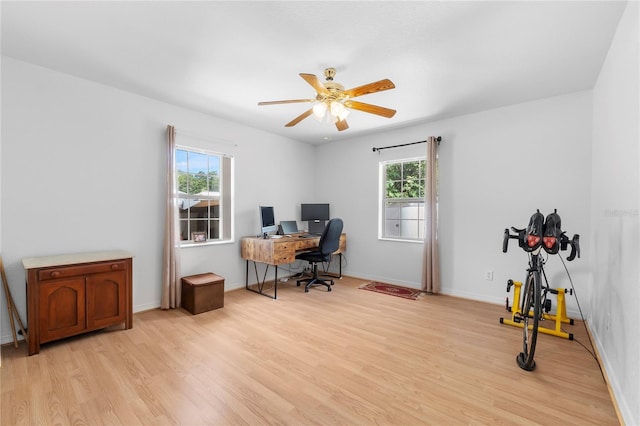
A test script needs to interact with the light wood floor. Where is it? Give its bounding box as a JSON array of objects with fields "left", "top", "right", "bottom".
[{"left": 1, "top": 276, "right": 619, "bottom": 425}]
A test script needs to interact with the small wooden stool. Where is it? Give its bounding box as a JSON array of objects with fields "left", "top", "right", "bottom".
[{"left": 181, "top": 273, "right": 225, "bottom": 315}]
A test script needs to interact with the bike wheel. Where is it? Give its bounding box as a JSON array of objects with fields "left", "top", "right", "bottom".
[{"left": 517, "top": 271, "right": 541, "bottom": 371}]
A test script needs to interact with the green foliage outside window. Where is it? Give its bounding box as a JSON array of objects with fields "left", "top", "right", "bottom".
[
  {"left": 176, "top": 149, "right": 220, "bottom": 195},
  {"left": 177, "top": 171, "right": 219, "bottom": 194},
  {"left": 385, "top": 160, "right": 425, "bottom": 199}
]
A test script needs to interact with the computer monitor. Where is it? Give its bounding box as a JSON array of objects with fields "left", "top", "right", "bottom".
[
  {"left": 259, "top": 206, "right": 277, "bottom": 236},
  {"left": 279, "top": 220, "right": 299, "bottom": 235},
  {"left": 301, "top": 203, "right": 330, "bottom": 235},
  {"left": 300, "top": 203, "right": 330, "bottom": 221}
]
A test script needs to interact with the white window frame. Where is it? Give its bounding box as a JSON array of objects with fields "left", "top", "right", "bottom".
[
  {"left": 176, "top": 144, "right": 234, "bottom": 247},
  {"left": 379, "top": 156, "right": 426, "bottom": 242}
]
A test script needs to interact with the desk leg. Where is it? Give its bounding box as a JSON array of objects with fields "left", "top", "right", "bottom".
[
  {"left": 245, "top": 259, "right": 251, "bottom": 293},
  {"left": 245, "top": 260, "right": 278, "bottom": 300}
]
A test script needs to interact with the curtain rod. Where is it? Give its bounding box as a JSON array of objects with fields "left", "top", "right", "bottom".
[{"left": 372, "top": 136, "right": 441, "bottom": 152}]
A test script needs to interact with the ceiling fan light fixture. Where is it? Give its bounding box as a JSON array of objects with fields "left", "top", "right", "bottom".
[
  {"left": 337, "top": 109, "right": 350, "bottom": 121},
  {"left": 313, "top": 102, "right": 327, "bottom": 118},
  {"left": 329, "top": 100, "right": 345, "bottom": 117},
  {"left": 258, "top": 68, "right": 396, "bottom": 132}
]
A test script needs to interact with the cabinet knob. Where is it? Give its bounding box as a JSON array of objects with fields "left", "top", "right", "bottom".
[
  {"left": 50, "top": 271, "right": 60, "bottom": 277},
  {"left": 111, "top": 264, "right": 119, "bottom": 270}
]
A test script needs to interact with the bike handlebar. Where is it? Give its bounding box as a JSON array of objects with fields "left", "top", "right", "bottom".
[
  {"left": 564, "top": 234, "right": 580, "bottom": 261},
  {"left": 502, "top": 228, "right": 522, "bottom": 253},
  {"left": 503, "top": 227, "right": 580, "bottom": 261}
]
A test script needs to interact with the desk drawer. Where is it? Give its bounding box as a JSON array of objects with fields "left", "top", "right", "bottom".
[
  {"left": 37, "top": 261, "right": 127, "bottom": 281},
  {"left": 294, "top": 239, "right": 318, "bottom": 251},
  {"left": 273, "top": 242, "right": 295, "bottom": 264}
]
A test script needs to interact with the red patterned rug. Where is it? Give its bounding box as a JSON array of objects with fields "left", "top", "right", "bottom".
[{"left": 359, "top": 282, "right": 423, "bottom": 300}]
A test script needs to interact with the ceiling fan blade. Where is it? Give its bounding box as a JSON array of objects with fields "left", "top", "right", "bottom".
[
  {"left": 335, "top": 119, "right": 349, "bottom": 131},
  {"left": 285, "top": 108, "right": 314, "bottom": 127},
  {"left": 343, "top": 79, "right": 395, "bottom": 98},
  {"left": 344, "top": 100, "right": 396, "bottom": 118},
  {"left": 300, "top": 73, "right": 329, "bottom": 96},
  {"left": 258, "top": 99, "right": 314, "bottom": 106}
]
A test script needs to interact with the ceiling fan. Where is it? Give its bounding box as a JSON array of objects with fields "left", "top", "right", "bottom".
[{"left": 258, "top": 68, "right": 396, "bottom": 131}]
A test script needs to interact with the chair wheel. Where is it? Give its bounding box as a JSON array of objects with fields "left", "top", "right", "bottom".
[
  {"left": 328, "top": 287, "right": 332, "bottom": 291},
  {"left": 305, "top": 288, "right": 309, "bottom": 293}
]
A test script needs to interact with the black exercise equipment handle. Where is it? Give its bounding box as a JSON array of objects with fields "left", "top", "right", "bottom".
[
  {"left": 567, "top": 234, "right": 580, "bottom": 261},
  {"left": 502, "top": 227, "right": 523, "bottom": 253}
]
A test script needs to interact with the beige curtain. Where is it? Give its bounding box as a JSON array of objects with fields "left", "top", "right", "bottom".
[
  {"left": 421, "top": 136, "right": 440, "bottom": 293},
  {"left": 161, "top": 125, "right": 182, "bottom": 309}
]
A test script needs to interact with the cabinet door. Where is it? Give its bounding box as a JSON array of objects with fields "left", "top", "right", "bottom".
[
  {"left": 39, "top": 278, "right": 86, "bottom": 343},
  {"left": 86, "top": 270, "right": 126, "bottom": 330}
]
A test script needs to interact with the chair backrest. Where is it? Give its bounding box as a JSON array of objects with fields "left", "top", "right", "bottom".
[{"left": 319, "top": 218, "right": 343, "bottom": 255}]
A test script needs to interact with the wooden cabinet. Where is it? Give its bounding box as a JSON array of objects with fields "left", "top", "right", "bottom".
[
  {"left": 38, "top": 277, "right": 86, "bottom": 344},
  {"left": 23, "top": 251, "right": 133, "bottom": 355}
]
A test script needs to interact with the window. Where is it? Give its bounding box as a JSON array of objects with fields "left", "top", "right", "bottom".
[
  {"left": 176, "top": 146, "right": 233, "bottom": 244},
  {"left": 380, "top": 157, "right": 426, "bottom": 241}
]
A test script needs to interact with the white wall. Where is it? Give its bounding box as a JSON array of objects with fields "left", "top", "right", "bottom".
[
  {"left": 0, "top": 57, "right": 315, "bottom": 343},
  {"left": 590, "top": 2, "right": 639, "bottom": 424},
  {"left": 317, "top": 91, "right": 593, "bottom": 313}
]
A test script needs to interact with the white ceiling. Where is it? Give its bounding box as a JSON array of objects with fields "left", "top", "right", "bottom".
[{"left": 1, "top": 1, "right": 627, "bottom": 144}]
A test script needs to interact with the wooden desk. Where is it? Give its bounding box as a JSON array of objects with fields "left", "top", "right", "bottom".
[{"left": 241, "top": 234, "right": 346, "bottom": 298}]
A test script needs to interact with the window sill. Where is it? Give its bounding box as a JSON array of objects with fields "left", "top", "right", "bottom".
[
  {"left": 180, "top": 239, "right": 234, "bottom": 248},
  {"left": 379, "top": 237, "right": 424, "bottom": 244}
]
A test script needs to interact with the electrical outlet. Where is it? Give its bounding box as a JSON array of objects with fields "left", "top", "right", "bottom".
[{"left": 484, "top": 270, "right": 494, "bottom": 281}]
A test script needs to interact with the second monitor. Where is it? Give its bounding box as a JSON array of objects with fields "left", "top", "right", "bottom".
[{"left": 301, "top": 203, "right": 330, "bottom": 235}]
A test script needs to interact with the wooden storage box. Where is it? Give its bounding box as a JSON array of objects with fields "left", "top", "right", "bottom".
[{"left": 181, "top": 273, "right": 224, "bottom": 315}]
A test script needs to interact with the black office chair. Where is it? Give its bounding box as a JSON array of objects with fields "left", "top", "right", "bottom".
[{"left": 296, "top": 218, "right": 343, "bottom": 292}]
